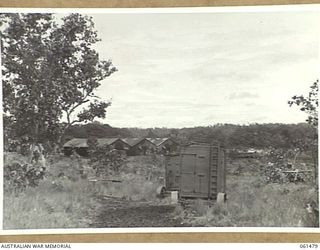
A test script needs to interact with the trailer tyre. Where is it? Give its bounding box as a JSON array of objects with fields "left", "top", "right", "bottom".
[{"left": 156, "top": 186, "right": 166, "bottom": 198}]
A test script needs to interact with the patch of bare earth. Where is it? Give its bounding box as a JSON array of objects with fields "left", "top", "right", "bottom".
[{"left": 89, "top": 196, "right": 188, "bottom": 228}]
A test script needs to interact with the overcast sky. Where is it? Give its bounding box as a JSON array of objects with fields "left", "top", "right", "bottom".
[{"left": 86, "top": 9, "right": 319, "bottom": 128}]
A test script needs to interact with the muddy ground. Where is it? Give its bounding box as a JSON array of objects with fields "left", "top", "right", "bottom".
[{"left": 90, "top": 196, "right": 188, "bottom": 228}]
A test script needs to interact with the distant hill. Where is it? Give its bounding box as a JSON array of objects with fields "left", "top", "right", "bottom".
[{"left": 64, "top": 123, "right": 132, "bottom": 141}]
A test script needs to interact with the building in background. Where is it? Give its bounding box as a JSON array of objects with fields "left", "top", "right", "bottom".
[
  {"left": 63, "top": 138, "right": 130, "bottom": 157},
  {"left": 63, "top": 137, "right": 180, "bottom": 156},
  {"left": 147, "top": 138, "right": 179, "bottom": 154},
  {"left": 121, "top": 138, "right": 156, "bottom": 156}
]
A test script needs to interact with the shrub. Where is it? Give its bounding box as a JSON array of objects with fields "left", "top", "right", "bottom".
[
  {"left": 4, "top": 161, "right": 46, "bottom": 193},
  {"left": 87, "top": 137, "right": 126, "bottom": 177}
]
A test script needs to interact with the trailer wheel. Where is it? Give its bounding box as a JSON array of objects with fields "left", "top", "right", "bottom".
[{"left": 156, "top": 186, "right": 166, "bottom": 198}]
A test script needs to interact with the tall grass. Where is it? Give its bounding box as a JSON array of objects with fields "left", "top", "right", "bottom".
[
  {"left": 3, "top": 153, "right": 163, "bottom": 229},
  {"left": 4, "top": 153, "right": 318, "bottom": 228},
  {"left": 175, "top": 174, "right": 318, "bottom": 227},
  {"left": 4, "top": 175, "right": 97, "bottom": 229}
]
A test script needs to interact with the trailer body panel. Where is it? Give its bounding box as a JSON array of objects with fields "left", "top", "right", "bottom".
[{"left": 165, "top": 143, "right": 226, "bottom": 199}]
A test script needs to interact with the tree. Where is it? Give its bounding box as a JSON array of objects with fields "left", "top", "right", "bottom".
[
  {"left": 288, "top": 80, "right": 318, "bottom": 184},
  {"left": 146, "top": 129, "right": 158, "bottom": 138},
  {"left": 1, "top": 13, "right": 117, "bottom": 144},
  {"left": 87, "top": 136, "right": 125, "bottom": 177},
  {"left": 288, "top": 80, "right": 318, "bottom": 127}
]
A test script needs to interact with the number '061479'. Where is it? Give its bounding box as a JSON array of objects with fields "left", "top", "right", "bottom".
[{"left": 300, "top": 244, "right": 319, "bottom": 248}]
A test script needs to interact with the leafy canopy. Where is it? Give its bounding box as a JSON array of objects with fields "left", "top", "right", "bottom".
[
  {"left": 1, "top": 13, "right": 117, "bottom": 142},
  {"left": 288, "top": 80, "right": 318, "bottom": 127}
]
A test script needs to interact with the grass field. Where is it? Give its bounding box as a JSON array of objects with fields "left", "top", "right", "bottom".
[
  {"left": 174, "top": 174, "right": 318, "bottom": 227},
  {"left": 174, "top": 156, "right": 318, "bottom": 227},
  {"left": 3, "top": 152, "right": 319, "bottom": 229},
  {"left": 3, "top": 153, "right": 163, "bottom": 229}
]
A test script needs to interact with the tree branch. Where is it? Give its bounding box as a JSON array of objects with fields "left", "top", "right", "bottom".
[{"left": 68, "top": 98, "right": 90, "bottom": 117}]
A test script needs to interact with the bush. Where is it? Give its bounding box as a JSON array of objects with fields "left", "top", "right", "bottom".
[
  {"left": 4, "top": 161, "right": 46, "bottom": 193},
  {"left": 3, "top": 153, "right": 97, "bottom": 229},
  {"left": 88, "top": 138, "right": 126, "bottom": 177}
]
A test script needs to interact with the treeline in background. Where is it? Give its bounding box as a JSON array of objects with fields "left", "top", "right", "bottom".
[{"left": 60, "top": 122, "right": 317, "bottom": 150}]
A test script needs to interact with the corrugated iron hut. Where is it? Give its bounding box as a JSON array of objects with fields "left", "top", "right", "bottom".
[
  {"left": 98, "top": 138, "right": 130, "bottom": 151},
  {"left": 63, "top": 138, "right": 88, "bottom": 156},
  {"left": 63, "top": 138, "right": 130, "bottom": 157},
  {"left": 147, "top": 138, "right": 179, "bottom": 154},
  {"left": 122, "top": 138, "right": 156, "bottom": 156}
]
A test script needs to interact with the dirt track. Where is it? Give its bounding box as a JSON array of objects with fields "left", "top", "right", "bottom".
[{"left": 90, "top": 196, "right": 188, "bottom": 228}]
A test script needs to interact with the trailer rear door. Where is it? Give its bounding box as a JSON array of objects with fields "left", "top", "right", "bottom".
[
  {"left": 180, "top": 149, "right": 210, "bottom": 198},
  {"left": 165, "top": 155, "right": 180, "bottom": 190},
  {"left": 180, "top": 154, "right": 196, "bottom": 194}
]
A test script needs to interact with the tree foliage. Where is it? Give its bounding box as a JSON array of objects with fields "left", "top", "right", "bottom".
[
  {"left": 87, "top": 137, "right": 125, "bottom": 177},
  {"left": 66, "top": 122, "right": 316, "bottom": 150},
  {"left": 64, "top": 123, "right": 132, "bottom": 142},
  {"left": 1, "top": 13, "right": 117, "bottom": 143},
  {"left": 288, "top": 80, "right": 318, "bottom": 127},
  {"left": 288, "top": 80, "right": 318, "bottom": 185}
]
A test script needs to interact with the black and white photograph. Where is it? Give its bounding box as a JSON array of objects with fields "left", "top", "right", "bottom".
[{"left": 1, "top": 6, "right": 319, "bottom": 230}]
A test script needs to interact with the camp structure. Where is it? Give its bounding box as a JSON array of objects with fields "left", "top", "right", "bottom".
[
  {"left": 147, "top": 138, "right": 179, "bottom": 154},
  {"left": 121, "top": 138, "right": 156, "bottom": 156},
  {"left": 63, "top": 137, "right": 180, "bottom": 157},
  {"left": 63, "top": 138, "right": 130, "bottom": 157}
]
